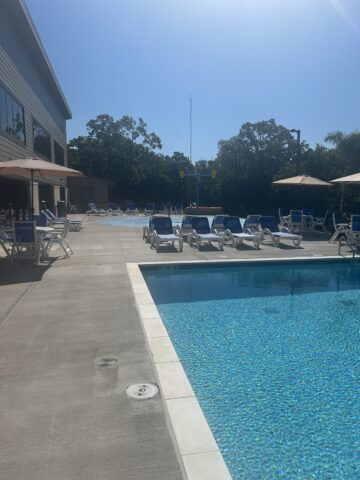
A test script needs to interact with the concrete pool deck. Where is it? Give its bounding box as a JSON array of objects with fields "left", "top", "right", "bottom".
[{"left": 0, "top": 216, "right": 351, "bottom": 479}]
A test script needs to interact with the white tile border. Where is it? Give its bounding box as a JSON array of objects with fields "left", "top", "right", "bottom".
[
  {"left": 127, "top": 261, "right": 232, "bottom": 480},
  {"left": 127, "top": 255, "right": 352, "bottom": 480}
]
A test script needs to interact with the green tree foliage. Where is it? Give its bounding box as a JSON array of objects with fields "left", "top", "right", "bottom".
[
  {"left": 68, "top": 114, "right": 191, "bottom": 206},
  {"left": 213, "top": 119, "right": 304, "bottom": 214},
  {"left": 68, "top": 114, "right": 360, "bottom": 215}
]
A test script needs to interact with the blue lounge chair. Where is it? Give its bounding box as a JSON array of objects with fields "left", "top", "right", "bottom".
[
  {"left": 87, "top": 203, "right": 107, "bottom": 216},
  {"left": 259, "top": 216, "right": 302, "bottom": 247},
  {"left": 44, "top": 209, "right": 83, "bottom": 231},
  {"left": 211, "top": 215, "right": 229, "bottom": 234},
  {"left": 143, "top": 215, "right": 156, "bottom": 243},
  {"left": 175, "top": 215, "right": 194, "bottom": 242},
  {"left": 243, "top": 215, "right": 262, "bottom": 234},
  {"left": 144, "top": 203, "right": 155, "bottom": 215},
  {"left": 125, "top": 202, "right": 139, "bottom": 215},
  {"left": 150, "top": 216, "right": 183, "bottom": 252},
  {"left": 188, "top": 216, "right": 224, "bottom": 250},
  {"left": 107, "top": 203, "right": 122, "bottom": 215},
  {"left": 338, "top": 214, "right": 360, "bottom": 256},
  {"left": 222, "top": 216, "right": 262, "bottom": 249}
]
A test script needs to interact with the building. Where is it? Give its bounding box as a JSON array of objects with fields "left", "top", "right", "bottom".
[{"left": 0, "top": 0, "right": 71, "bottom": 214}]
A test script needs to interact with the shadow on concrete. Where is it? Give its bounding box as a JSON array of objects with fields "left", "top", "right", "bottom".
[{"left": 0, "top": 257, "right": 55, "bottom": 286}]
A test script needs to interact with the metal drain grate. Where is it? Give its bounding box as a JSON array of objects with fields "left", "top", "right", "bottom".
[
  {"left": 96, "top": 357, "right": 119, "bottom": 367},
  {"left": 126, "top": 383, "right": 159, "bottom": 400}
]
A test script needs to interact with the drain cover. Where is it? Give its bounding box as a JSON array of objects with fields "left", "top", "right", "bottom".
[
  {"left": 96, "top": 357, "right": 119, "bottom": 367},
  {"left": 126, "top": 383, "right": 159, "bottom": 400}
]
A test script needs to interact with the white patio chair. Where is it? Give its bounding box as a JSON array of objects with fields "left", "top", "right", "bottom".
[
  {"left": 44, "top": 218, "right": 73, "bottom": 258},
  {"left": 313, "top": 210, "right": 329, "bottom": 233},
  {"left": 289, "top": 210, "right": 304, "bottom": 233},
  {"left": 329, "top": 213, "right": 350, "bottom": 244}
]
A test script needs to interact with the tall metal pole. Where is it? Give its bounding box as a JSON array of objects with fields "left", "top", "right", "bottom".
[
  {"left": 31, "top": 170, "right": 34, "bottom": 216},
  {"left": 189, "top": 94, "right": 192, "bottom": 164}
]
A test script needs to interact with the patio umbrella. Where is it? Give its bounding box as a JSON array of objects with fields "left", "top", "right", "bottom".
[
  {"left": 0, "top": 157, "right": 82, "bottom": 213},
  {"left": 272, "top": 175, "right": 333, "bottom": 186},
  {"left": 331, "top": 173, "right": 360, "bottom": 212}
]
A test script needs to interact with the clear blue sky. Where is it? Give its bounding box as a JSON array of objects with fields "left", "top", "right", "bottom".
[{"left": 26, "top": 0, "right": 360, "bottom": 161}]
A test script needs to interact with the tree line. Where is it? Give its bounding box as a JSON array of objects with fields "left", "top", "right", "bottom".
[{"left": 68, "top": 115, "right": 360, "bottom": 215}]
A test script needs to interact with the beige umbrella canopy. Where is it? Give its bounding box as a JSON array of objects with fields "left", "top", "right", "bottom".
[
  {"left": 272, "top": 175, "right": 333, "bottom": 186},
  {"left": 331, "top": 173, "right": 360, "bottom": 183},
  {"left": 0, "top": 157, "right": 82, "bottom": 212},
  {"left": 331, "top": 173, "right": 360, "bottom": 212}
]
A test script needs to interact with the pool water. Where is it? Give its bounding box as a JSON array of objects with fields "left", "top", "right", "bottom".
[
  {"left": 98, "top": 214, "right": 186, "bottom": 228},
  {"left": 143, "top": 262, "right": 360, "bottom": 479}
]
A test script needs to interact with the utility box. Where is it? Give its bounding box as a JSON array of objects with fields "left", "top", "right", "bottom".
[{"left": 57, "top": 200, "right": 66, "bottom": 217}]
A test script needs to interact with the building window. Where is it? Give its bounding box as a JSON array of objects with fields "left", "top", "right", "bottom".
[
  {"left": 54, "top": 141, "right": 65, "bottom": 165},
  {"left": 0, "top": 85, "right": 26, "bottom": 144},
  {"left": 33, "top": 119, "right": 51, "bottom": 159}
]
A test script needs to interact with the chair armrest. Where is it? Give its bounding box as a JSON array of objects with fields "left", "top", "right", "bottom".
[{"left": 280, "top": 227, "right": 291, "bottom": 233}]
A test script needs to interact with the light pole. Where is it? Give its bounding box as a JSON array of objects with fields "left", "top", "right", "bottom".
[{"left": 288, "top": 129, "right": 301, "bottom": 175}]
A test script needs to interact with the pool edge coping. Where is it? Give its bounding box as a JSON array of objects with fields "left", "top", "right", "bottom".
[{"left": 127, "top": 255, "right": 353, "bottom": 480}]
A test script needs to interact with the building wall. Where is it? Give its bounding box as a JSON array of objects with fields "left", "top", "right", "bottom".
[
  {"left": 0, "top": 0, "right": 71, "bottom": 213},
  {"left": 0, "top": 45, "right": 68, "bottom": 166}
]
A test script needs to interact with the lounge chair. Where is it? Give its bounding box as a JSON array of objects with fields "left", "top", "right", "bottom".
[
  {"left": 107, "top": 203, "right": 122, "bottom": 215},
  {"left": 150, "top": 216, "right": 183, "bottom": 252},
  {"left": 44, "top": 218, "right": 73, "bottom": 258},
  {"left": 143, "top": 215, "right": 156, "bottom": 243},
  {"left": 243, "top": 215, "right": 262, "bottom": 234},
  {"left": 174, "top": 215, "right": 194, "bottom": 242},
  {"left": 211, "top": 215, "right": 229, "bottom": 234},
  {"left": 144, "top": 203, "right": 155, "bottom": 215},
  {"left": 222, "top": 216, "right": 262, "bottom": 249},
  {"left": 11, "top": 221, "right": 41, "bottom": 263},
  {"left": 87, "top": 203, "right": 107, "bottom": 216},
  {"left": 173, "top": 203, "right": 183, "bottom": 214},
  {"left": 188, "top": 216, "right": 224, "bottom": 250},
  {"left": 125, "top": 203, "right": 139, "bottom": 215},
  {"left": 43, "top": 209, "right": 83, "bottom": 231},
  {"left": 259, "top": 216, "right": 302, "bottom": 247}
]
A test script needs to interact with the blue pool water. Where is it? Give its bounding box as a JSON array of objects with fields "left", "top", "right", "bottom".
[
  {"left": 142, "top": 262, "right": 360, "bottom": 479},
  {"left": 98, "top": 214, "right": 186, "bottom": 228}
]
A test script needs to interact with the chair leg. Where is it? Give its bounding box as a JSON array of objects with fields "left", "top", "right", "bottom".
[{"left": 59, "top": 240, "right": 70, "bottom": 258}]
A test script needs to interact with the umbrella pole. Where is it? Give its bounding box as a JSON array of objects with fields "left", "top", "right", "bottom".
[
  {"left": 339, "top": 185, "right": 345, "bottom": 213},
  {"left": 31, "top": 170, "right": 34, "bottom": 216}
]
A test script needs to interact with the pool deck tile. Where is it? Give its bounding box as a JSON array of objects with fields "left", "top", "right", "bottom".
[
  {"left": 155, "top": 362, "right": 195, "bottom": 399},
  {"left": 166, "top": 396, "right": 219, "bottom": 456},
  {"left": 182, "top": 451, "right": 232, "bottom": 480}
]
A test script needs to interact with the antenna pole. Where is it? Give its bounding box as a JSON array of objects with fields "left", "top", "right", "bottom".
[{"left": 189, "top": 94, "right": 192, "bottom": 164}]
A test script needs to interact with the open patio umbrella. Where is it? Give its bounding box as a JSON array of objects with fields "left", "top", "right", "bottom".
[
  {"left": 331, "top": 173, "right": 360, "bottom": 212},
  {"left": 0, "top": 157, "right": 82, "bottom": 213},
  {"left": 272, "top": 175, "right": 333, "bottom": 187}
]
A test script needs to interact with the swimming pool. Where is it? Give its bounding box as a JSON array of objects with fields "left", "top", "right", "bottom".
[
  {"left": 142, "top": 261, "right": 360, "bottom": 479},
  {"left": 98, "top": 214, "right": 215, "bottom": 228}
]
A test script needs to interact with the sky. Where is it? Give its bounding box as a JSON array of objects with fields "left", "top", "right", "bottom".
[{"left": 26, "top": 0, "right": 360, "bottom": 162}]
